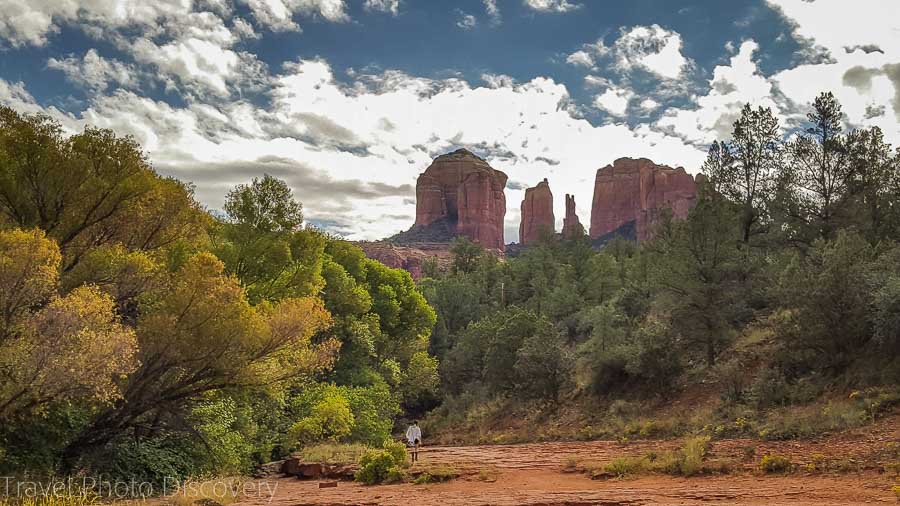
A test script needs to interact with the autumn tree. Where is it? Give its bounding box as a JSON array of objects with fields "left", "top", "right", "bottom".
[
  {"left": 0, "top": 229, "right": 138, "bottom": 421},
  {"left": 0, "top": 108, "right": 207, "bottom": 270},
  {"left": 61, "top": 253, "right": 335, "bottom": 463}
]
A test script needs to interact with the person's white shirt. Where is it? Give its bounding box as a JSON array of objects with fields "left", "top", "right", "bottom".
[{"left": 405, "top": 424, "right": 422, "bottom": 444}]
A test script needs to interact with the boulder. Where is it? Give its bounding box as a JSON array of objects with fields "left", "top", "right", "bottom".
[
  {"left": 561, "top": 194, "right": 584, "bottom": 239},
  {"left": 253, "top": 460, "right": 286, "bottom": 478},
  {"left": 589, "top": 158, "right": 697, "bottom": 242},
  {"left": 519, "top": 179, "right": 555, "bottom": 245},
  {"left": 412, "top": 148, "right": 508, "bottom": 250}
]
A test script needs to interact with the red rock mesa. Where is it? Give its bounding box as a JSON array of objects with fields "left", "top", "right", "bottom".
[
  {"left": 589, "top": 158, "right": 698, "bottom": 242},
  {"left": 411, "top": 148, "right": 508, "bottom": 250}
]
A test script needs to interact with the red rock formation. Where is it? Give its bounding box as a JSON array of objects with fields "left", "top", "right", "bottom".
[
  {"left": 519, "top": 178, "right": 555, "bottom": 245},
  {"left": 589, "top": 158, "right": 697, "bottom": 241},
  {"left": 561, "top": 194, "right": 584, "bottom": 239},
  {"left": 355, "top": 241, "right": 452, "bottom": 280},
  {"left": 413, "top": 149, "right": 508, "bottom": 250}
]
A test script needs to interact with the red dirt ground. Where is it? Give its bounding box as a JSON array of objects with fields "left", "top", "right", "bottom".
[{"left": 236, "top": 415, "right": 900, "bottom": 505}]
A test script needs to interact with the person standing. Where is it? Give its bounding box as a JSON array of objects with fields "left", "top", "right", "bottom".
[{"left": 405, "top": 420, "right": 422, "bottom": 463}]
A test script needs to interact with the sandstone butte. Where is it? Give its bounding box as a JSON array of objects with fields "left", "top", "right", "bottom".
[
  {"left": 519, "top": 178, "right": 555, "bottom": 245},
  {"left": 589, "top": 157, "right": 700, "bottom": 242},
  {"left": 561, "top": 193, "right": 584, "bottom": 239},
  {"left": 356, "top": 153, "right": 703, "bottom": 279},
  {"left": 412, "top": 148, "right": 508, "bottom": 251}
]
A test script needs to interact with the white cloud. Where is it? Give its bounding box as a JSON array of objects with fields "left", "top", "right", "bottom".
[
  {"left": 593, "top": 87, "right": 633, "bottom": 117},
  {"left": 0, "top": 0, "right": 192, "bottom": 47},
  {"left": 231, "top": 17, "right": 261, "bottom": 40},
  {"left": 612, "top": 24, "right": 690, "bottom": 80},
  {"left": 483, "top": 0, "right": 501, "bottom": 25},
  {"left": 482, "top": 73, "right": 515, "bottom": 88},
  {"left": 639, "top": 98, "right": 660, "bottom": 111},
  {"left": 47, "top": 49, "right": 137, "bottom": 92},
  {"left": 656, "top": 40, "right": 778, "bottom": 146},
  {"left": 764, "top": 0, "right": 900, "bottom": 144},
  {"left": 363, "top": 0, "right": 400, "bottom": 16},
  {"left": 766, "top": 0, "right": 900, "bottom": 59},
  {"left": 456, "top": 11, "right": 477, "bottom": 30},
  {"left": 567, "top": 25, "right": 690, "bottom": 80},
  {"left": 524, "top": 0, "right": 582, "bottom": 13},
  {"left": 566, "top": 50, "right": 594, "bottom": 68},
  {"left": 240, "top": 0, "right": 349, "bottom": 32}
]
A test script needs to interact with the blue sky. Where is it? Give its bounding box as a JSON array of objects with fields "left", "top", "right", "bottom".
[{"left": 1, "top": 0, "right": 899, "bottom": 241}]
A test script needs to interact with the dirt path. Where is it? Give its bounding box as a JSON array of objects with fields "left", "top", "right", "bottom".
[{"left": 237, "top": 416, "right": 900, "bottom": 505}]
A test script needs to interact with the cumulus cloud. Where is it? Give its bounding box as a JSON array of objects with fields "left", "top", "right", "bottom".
[
  {"left": 593, "top": 87, "right": 633, "bottom": 118},
  {"left": 655, "top": 40, "right": 777, "bottom": 146},
  {"left": 0, "top": 0, "right": 192, "bottom": 47},
  {"left": 47, "top": 49, "right": 138, "bottom": 92},
  {"left": 240, "top": 0, "right": 349, "bottom": 32},
  {"left": 524, "top": 0, "right": 582, "bottom": 13},
  {"left": 763, "top": 0, "right": 900, "bottom": 143},
  {"left": 570, "top": 24, "right": 690, "bottom": 80}
]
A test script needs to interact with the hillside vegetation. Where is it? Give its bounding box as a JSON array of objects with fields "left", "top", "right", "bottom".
[
  {"left": 421, "top": 93, "right": 900, "bottom": 443},
  {"left": 1, "top": 91, "right": 899, "bottom": 489}
]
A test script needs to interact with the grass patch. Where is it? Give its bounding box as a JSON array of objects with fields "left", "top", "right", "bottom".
[
  {"left": 604, "top": 456, "right": 649, "bottom": 478},
  {"left": 412, "top": 465, "right": 459, "bottom": 485},
  {"left": 168, "top": 478, "right": 245, "bottom": 506},
  {"left": 476, "top": 466, "right": 499, "bottom": 482},
  {"left": 760, "top": 454, "right": 792, "bottom": 474},
  {"left": 298, "top": 443, "right": 370, "bottom": 464},
  {"left": 0, "top": 496, "right": 96, "bottom": 506}
]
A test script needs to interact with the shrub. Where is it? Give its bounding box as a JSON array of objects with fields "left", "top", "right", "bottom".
[
  {"left": 604, "top": 456, "right": 649, "bottom": 477},
  {"left": 760, "top": 454, "right": 792, "bottom": 473},
  {"left": 355, "top": 440, "right": 409, "bottom": 485},
  {"left": 680, "top": 436, "right": 710, "bottom": 476}
]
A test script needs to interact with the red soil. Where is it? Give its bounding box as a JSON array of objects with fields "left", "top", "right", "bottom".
[{"left": 237, "top": 414, "right": 900, "bottom": 505}]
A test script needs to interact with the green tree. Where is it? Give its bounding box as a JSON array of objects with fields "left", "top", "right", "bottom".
[
  {"left": 782, "top": 92, "right": 853, "bottom": 241},
  {"left": 703, "top": 104, "right": 782, "bottom": 244},
  {"left": 651, "top": 186, "right": 743, "bottom": 366}
]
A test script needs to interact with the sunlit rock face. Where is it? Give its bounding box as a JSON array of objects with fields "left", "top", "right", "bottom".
[
  {"left": 519, "top": 178, "right": 555, "bottom": 245},
  {"left": 589, "top": 158, "right": 698, "bottom": 242},
  {"left": 412, "top": 148, "right": 508, "bottom": 250}
]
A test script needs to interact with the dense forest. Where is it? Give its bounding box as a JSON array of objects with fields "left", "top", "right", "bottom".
[
  {"left": 0, "top": 105, "right": 438, "bottom": 483},
  {"left": 1, "top": 91, "right": 899, "bottom": 485},
  {"left": 424, "top": 92, "right": 900, "bottom": 443}
]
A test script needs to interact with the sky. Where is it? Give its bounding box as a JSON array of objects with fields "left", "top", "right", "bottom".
[{"left": 1, "top": 0, "right": 899, "bottom": 243}]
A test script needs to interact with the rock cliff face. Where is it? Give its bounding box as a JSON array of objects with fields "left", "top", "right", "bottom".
[
  {"left": 413, "top": 149, "right": 508, "bottom": 250},
  {"left": 355, "top": 242, "right": 452, "bottom": 280},
  {"left": 519, "top": 179, "right": 555, "bottom": 245},
  {"left": 589, "top": 158, "right": 697, "bottom": 242},
  {"left": 561, "top": 194, "right": 584, "bottom": 239}
]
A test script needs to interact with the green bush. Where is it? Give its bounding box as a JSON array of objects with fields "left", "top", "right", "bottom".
[
  {"left": 604, "top": 456, "right": 649, "bottom": 477},
  {"left": 355, "top": 440, "right": 409, "bottom": 485},
  {"left": 760, "top": 453, "right": 792, "bottom": 473}
]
